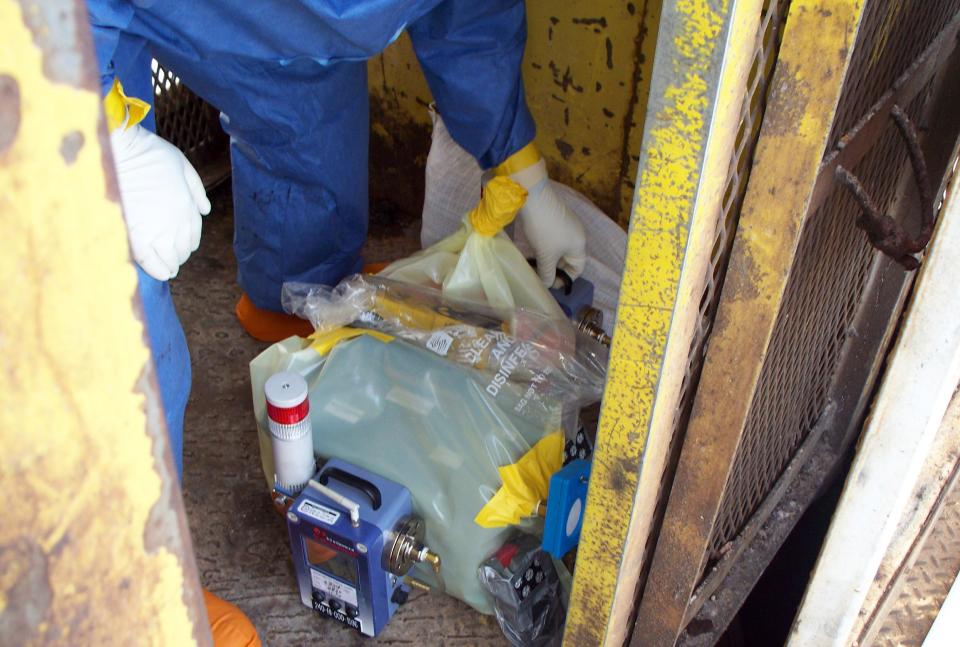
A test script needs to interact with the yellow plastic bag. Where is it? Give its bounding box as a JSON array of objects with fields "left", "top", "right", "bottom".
[
  {"left": 380, "top": 177, "right": 568, "bottom": 321},
  {"left": 474, "top": 432, "right": 565, "bottom": 528}
]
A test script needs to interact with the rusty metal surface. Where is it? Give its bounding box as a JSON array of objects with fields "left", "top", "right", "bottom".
[
  {"left": 826, "top": 0, "right": 960, "bottom": 151},
  {"left": 707, "top": 0, "right": 960, "bottom": 567},
  {"left": 873, "top": 448, "right": 960, "bottom": 646},
  {"left": 810, "top": 12, "right": 960, "bottom": 216},
  {"left": 0, "top": 1, "right": 211, "bottom": 644},
  {"left": 836, "top": 105, "right": 935, "bottom": 269},
  {"left": 633, "top": 0, "right": 960, "bottom": 644},
  {"left": 563, "top": 1, "right": 763, "bottom": 643},
  {"left": 677, "top": 405, "right": 840, "bottom": 645},
  {"left": 632, "top": 2, "right": 868, "bottom": 644},
  {"left": 679, "top": 130, "right": 956, "bottom": 636},
  {"left": 685, "top": 25, "right": 960, "bottom": 643}
]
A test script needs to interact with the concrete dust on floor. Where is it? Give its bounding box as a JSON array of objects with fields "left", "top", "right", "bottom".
[{"left": 172, "top": 185, "right": 509, "bottom": 646}]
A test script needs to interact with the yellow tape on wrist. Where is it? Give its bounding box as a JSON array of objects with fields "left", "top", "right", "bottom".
[
  {"left": 493, "top": 142, "right": 541, "bottom": 177},
  {"left": 468, "top": 176, "right": 528, "bottom": 236},
  {"left": 103, "top": 78, "right": 151, "bottom": 132}
]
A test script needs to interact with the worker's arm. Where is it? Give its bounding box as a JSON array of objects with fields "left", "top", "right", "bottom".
[
  {"left": 87, "top": 0, "right": 211, "bottom": 281},
  {"left": 87, "top": 0, "right": 136, "bottom": 95},
  {"left": 408, "top": 0, "right": 586, "bottom": 285}
]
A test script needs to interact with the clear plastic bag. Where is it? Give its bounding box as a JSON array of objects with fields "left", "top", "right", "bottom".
[
  {"left": 251, "top": 332, "right": 559, "bottom": 614},
  {"left": 281, "top": 275, "right": 608, "bottom": 435},
  {"left": 380, "top": 175, "right": 569, "bottom": 322}
]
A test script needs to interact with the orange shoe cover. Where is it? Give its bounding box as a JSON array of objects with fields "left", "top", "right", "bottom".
[
  {"left": 236, "top": 263, "right": 391, "bottom": 342},
  {"left": 203, "top": 589, "right": 262, "bottom": 647},
  {"left": 235, "top": 293, "right": 314, "bottom": 343},
  {"left": 362, "top": 260, "right": 391, "bottom": 274}
]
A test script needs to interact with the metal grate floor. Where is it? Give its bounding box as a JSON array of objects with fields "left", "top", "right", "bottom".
[
  {"left": 875, "top": 481, "right": 960, "bottom": 646},
  {"left": 172, "top": 185, "right": 509, "bottom": 646}
]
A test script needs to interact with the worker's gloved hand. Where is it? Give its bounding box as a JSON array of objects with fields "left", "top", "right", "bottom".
[
  {"left": 498, "top": 146, "right": 586, "bottom": 286},
  {"left": 111, "top": 122, "right": 211, "bottom": 281}
]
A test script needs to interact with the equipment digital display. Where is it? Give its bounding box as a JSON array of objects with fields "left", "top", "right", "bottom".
[{"left": 305, "top": 536, "right": 359, "bottom": 586}]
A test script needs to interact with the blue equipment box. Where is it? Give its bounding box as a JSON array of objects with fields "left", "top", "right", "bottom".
[{"left": 286, "top": 459, "right": 419, "bottom": 637}]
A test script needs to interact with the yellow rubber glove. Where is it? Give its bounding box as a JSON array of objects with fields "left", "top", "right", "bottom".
[
  {"left": 469, "top": 175, "right": 528, "bottom": 236},
  {"left": 475, "top": 432, "right": 565, "bottom": 528}
]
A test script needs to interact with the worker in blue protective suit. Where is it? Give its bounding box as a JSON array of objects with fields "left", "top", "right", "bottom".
[
  {"left": 89, "top": 0, "right": 587, "bottom": 311},
  {"left": 89, "top": 0, "right": 586, "bottom": 477},
  {"left": 92, "top": 4, "right": 586, "bottom": 639}
]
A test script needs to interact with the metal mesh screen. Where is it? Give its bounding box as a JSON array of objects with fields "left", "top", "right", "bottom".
[
  {"left": 706, "top": 0, "right": 960, "bottom": 560},
  {"left": 828, "top": 0, "right": 960, "bottom": 151},
  {"left": 637, "top": 0, "right": 791, "bottom": 592},
  {"left": 151, "top": 60, "right": 227, "bottom": 171},
  {"left": 675, "top": 0, "right": 790, "bottom": 420}
]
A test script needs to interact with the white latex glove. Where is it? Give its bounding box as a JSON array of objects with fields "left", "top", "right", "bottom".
[
  {"left": 509, "top": 159, "right": 587, "bottom": 286},
  {"left": 111, "top": 122, "right": 211, "bottom": 281}
]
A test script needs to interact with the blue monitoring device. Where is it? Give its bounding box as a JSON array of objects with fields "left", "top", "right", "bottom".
[
  {"left": 549, "top": 274, "right": 595, "bottom": 319},
  {"left": 541, "top": 459, "right": 592, "bottom": 558},
  {"left": 286, "top": 458, "right": 440, "bottom": 637}
]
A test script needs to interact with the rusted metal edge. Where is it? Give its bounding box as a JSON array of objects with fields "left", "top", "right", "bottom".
[
  {"left": 835, "top": 105, "right": 936, "bottom": 269},
  {"left": 680, "top": 228, "right": 915, "bottom": 631},
  {"left": 678, "top": 52, "right": 960, "bottom": 636},
  {"left": 678, "top": 405, "right": 840, "bottom": 645},
  {"left": 627, "top": 0, "right": 792, "bottom": 632},
  {"left": 809, "top": 11, "right": 960, "bottom": 216},
  {"left": 631, "top": 2, "right": 868, "bottom": 644},
  {"left": 677, "top": 402, "right": 835, "bottom": 631},
  {"left": 857, "top": 456, "right": 960, "bottom": 645},
  {"left": 678, "top": 221, "right": 921, "bottom": 638}
]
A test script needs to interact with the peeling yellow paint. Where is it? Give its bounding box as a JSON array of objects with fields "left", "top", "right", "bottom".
[
  {"left": 562, "top": 0, "right": 747, "bottom": 644},
  {"left": 564, "top": 0, "right": 728, "bottom": 641},
  {"left": 0, "top": 2, "right": 201, "bottom": 644},
  {"left": 632, "top": 0, "right": 867, "bottom": 642}
]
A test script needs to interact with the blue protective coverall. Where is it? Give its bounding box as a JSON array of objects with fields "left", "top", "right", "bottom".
[{"left": 88, "top": 0, "right": 535, "bottom": 474}]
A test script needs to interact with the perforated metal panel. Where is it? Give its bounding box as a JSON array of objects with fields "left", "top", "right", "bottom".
[
  {"left": 635, "top": 1, "right": 960, "bottom": 642},
  {"left": 706, "top": 0, "right": 960, "bottom": 564},
  {"left": 636, "top": 0, "right": 791, "bottom": 598},
  {"left": 677, "top": 0, "right": 791, "bottom": 427}
]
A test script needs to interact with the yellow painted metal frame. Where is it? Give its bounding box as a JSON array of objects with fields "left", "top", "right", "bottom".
[
  {"left": 563, "top": 1, "right": 765, "bottom": 644},
  {"left": 0, "top": 1, "right": 210, "bottom": 644},
  {"left": 633, "top": 1, "right": 867, "bottom": 644}
]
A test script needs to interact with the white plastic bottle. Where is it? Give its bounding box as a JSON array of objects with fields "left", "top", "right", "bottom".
[{"left": 265, "top": 372, "right": 314, "bottom": 494}]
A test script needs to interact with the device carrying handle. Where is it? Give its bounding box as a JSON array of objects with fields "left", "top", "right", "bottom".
[{"left": 319, "top": 468, "right": 382, "bottom": 510}]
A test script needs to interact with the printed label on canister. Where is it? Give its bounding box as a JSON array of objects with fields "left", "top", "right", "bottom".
[
  {"left": 311, "top": 569, "right": 359, "bottom": 607},
  {"left": 298, "top": 499, "right": 341, "bottom": 526}
]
